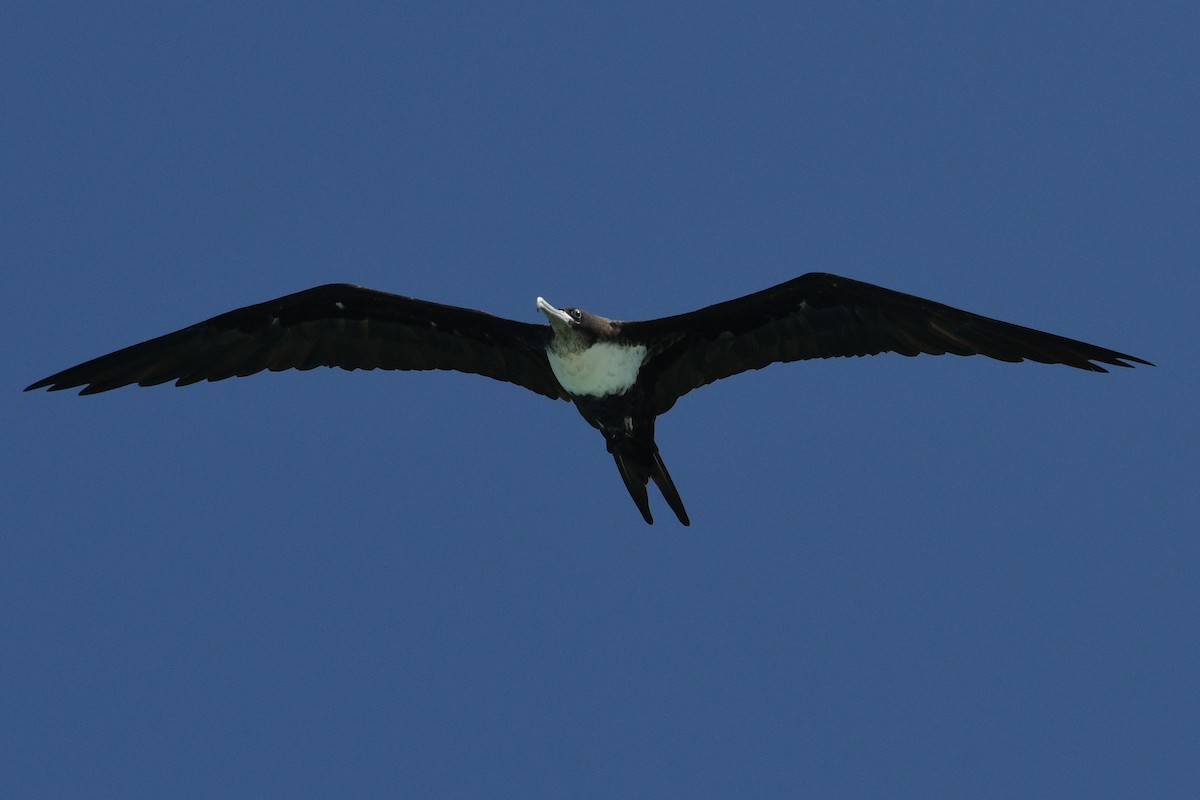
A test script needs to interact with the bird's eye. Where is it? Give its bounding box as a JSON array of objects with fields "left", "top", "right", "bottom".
[{"left": 571, "top": 309, "right": 582, "bottom": 320}]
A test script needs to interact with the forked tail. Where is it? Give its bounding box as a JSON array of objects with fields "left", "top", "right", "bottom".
[{"left": 610, "top": 443, "right": 690, "bottom": 526}]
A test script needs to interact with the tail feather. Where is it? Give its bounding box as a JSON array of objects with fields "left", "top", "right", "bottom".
[
  {"left": 610, "top": 446, "right": 690, "bottom": 526},
  {"left": 650, "top": 451, "right": 690, "bottom": 526},
  {"left": 613, "top": 452, "right": 654, "bottom": 525}
]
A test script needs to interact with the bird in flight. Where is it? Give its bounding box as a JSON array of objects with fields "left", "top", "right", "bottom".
[{"left": 27, "top": 273, "right": 1150, "bottom": 524}]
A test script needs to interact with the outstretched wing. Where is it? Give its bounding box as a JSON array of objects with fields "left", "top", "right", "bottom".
[
  {"left": 622, "top": 273, "right": 1151, "bottom": 414},
  {"left": 26, "top": 284, "right": 569, "bottom": 400}
]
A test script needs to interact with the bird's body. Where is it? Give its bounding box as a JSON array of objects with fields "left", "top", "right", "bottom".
[{"left": 27, "top": 273, "right": 1150, "bottom": 524}]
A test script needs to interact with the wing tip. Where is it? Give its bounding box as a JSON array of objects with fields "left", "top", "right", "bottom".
[
  {"left": 24, "top": 377, "right": 77, "bottom": 393},
  {"left": 1089, "top": 352, "right": 1154, "bottom": 372},
  {"left": 25, "top": 375, "right": 134, "bottom": 395}
]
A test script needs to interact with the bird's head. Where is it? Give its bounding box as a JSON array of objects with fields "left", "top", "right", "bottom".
[{"left": 537, "top": 297, "right": 620, "bottom": 343}]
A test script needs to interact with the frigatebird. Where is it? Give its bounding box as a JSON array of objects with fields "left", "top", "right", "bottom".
[{"left": 26, "top": 273, "right": 1150, "bottom": 524}]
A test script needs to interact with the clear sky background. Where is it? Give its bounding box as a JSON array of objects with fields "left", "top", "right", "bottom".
[{"left": 3, "top": 2, "right": 1196, "bottom": 797}]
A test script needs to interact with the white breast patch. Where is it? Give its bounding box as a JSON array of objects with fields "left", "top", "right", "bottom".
[{"left": 547, "top": 342, "right": 647, "bottom": 397}]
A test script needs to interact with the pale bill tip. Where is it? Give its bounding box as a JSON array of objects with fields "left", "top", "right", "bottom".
[{"left": 537, "top": 296, "right": 574, "bottom": 327}]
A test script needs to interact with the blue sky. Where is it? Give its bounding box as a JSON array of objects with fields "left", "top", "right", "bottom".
[{"left": 3, "top": 2, "right": 1196, "bottom": 797}]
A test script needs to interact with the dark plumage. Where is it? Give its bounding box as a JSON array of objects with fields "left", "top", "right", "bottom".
[{"left": 27, "top": 273, "right": 1150, "bottom": 524}]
